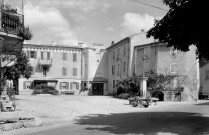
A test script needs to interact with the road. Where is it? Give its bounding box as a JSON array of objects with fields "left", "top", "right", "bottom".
[{"left": 3, "top": 95, "right": 209, "bottom": 135}]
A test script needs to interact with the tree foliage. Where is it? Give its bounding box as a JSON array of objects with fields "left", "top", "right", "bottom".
[
  {"left": 4, "top": 52, "right": 32, "bottom": 80},
  {"left": 147, "top": 0, "right": 208, "bottom": 59},
  {"left": 4, "top": 52, "right": 32, "bottom": 94}
]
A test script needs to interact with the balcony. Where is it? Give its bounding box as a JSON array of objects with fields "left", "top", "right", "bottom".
[
  {"left": 0, "top": 7, "right": 24, "bottom": 55},
  {"left": 0, "top": 8, "right": 24, "bottom": 36},
  {"left": 38, "top": 58, "right": 52, "bottom": 66},
  {"left": 0, "top": 55, "right": 15, "bottom": 67}
]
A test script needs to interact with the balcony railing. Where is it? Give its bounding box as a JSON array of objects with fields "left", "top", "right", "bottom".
[
  {"left": 0, "top": 55, "right": 16, "bottom": 67},
  {"left": 38, "top": 58, "right": 52, "bottom": 66},
  {"left": 0, "top": 8, "right": 24, "bottom": 35}
]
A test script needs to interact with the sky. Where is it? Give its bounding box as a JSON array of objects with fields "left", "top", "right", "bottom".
[{"left": 5, "top": 0, "right": 168, "bottom": 47}]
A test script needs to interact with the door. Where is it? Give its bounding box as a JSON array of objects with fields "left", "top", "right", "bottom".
[{"left": 92, "top": 83, "right": 104, "bottom": 95}]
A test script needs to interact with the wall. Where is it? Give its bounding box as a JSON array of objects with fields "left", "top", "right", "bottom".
[
  {"left": 200, "top": 63, "right": 209, "bottom": 95},
  {"left": 19, "top": 44, "right": 82, "bottom": 93},
  {"left": 157, "top": 45, "right": 199, "bottom": 101}
]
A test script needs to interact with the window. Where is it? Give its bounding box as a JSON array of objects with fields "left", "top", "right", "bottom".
[
  {"left": 113, "top": 80, "right": 115, "bottom": 88},
  {"left": 63, "top": 53, "right": 67, "bottom": 61},
  {"left": 170, "top": 63, "right": 178, "bottom": 74},
  {"left": 117, "top": 64, "right": 120, "bottom": 76},
  {"left": 70, "top": 82, "right": 79, "bottom": 90},
  {"left": 41, "top": 52, "right": 44, "bottom": 60},
  {"left": 112, "top": 65, "right": 115, "bottom": 75},
  {"left": 117, "top": 48, "right": 120, "bottom": 61},
  {"left": 60, "top": 82, "right": 69, "bottom": 90},
  {"left": 123, "top": 45, "right": 126, "bottom": 56},
  {"left": 73, "top": 53, "right": 77, "bottom": 62},
  {"left": 23, "top": 81, "right": 32, "bottom": 90},
  {"left": 62, "top": 67, "right": 67, "bottom": 76},
  {"left": 30, "top": 51, "right": 36, "bottom": 59},
  {"left": 123, "top": 61, "right": 126, "bottom": 72},
  {"left": 47, "top": 52, "right": 50, "bottom": 60},
  {"left": 73, "top": 68, "right": 77, "bottom": 76}
]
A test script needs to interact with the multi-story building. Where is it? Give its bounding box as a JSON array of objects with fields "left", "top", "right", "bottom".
[
  {"left": 81, "top": 43, "right": 108, "bottom": 95},
  {"left": 134, "top": 42, "right": 199, "bottom": 101},
  {"left": 106, "top": 33, "right": 155, "bottom": 95},
  {"left": 19, "top": 44, "right": 83, "bottom": 95},
  {"left": 200, "top": 62, "right": 209, "bottom": 95},
  {"left": 106, "top": 33, "right": 199, "bottom": 101}
]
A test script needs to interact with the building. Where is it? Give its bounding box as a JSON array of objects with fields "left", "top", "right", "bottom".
[
  {"left": 106, "top": 33, "right": 155, "bottom": 95},
  {"left": 81, "top": 43, "right": 108, "bottom": 95},
  {"left": 19, "top": 44, "right": 83, "bottom": 95},
  {"left": 134, "top": 42, "right": 199, "bottom": 101},
  {"left": 106, "top": 33, "right": 199, "bottom": 101},
  {"left": 0, "top": 1, "right": 24, "bottom": 95},
  {"left": 200, "top": 62, "right": 209, "bottom": 95}
]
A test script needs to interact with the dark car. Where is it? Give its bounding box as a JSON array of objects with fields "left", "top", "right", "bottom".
[{"left": 199, "top": 92, "right": 209, "bottom": 99}]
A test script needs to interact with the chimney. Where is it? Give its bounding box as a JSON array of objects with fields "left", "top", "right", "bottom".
[{"left": 111, "top": 41, "right": 114, "bottom": 46}]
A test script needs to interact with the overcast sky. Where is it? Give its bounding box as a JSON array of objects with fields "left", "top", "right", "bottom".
[{"left": 5, "top": 0, "right": 168, "bottom": 47}]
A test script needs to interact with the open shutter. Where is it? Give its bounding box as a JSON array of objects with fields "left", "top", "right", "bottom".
[
  {"left": 70, "top": 82, "right": 72, "bottom": 90},
  {"left": 23, "top": 81, "right": 26, "bottom": 89},
  {"left": 60, "top": 82, "right": 62, "bottom": 90},
  {"left": 66, "top": 82, "right": 69, "bottom": 90}
]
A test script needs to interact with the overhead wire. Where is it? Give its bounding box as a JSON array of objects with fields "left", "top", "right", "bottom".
[{"left": 129, "top": 0, "right": 168, "bottom": 11}]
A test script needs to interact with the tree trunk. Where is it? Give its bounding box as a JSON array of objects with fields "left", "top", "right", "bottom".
[{"left": 13, "top": 79, "right": 19, "bottom": 95}]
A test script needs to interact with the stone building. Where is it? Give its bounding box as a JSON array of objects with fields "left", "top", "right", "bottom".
[
  {"left": 134, "top": 42, "right": 199, "bottom": 101},
  {"left": 200, "top": 62, "right": 209, "bottom": 95},
  {"left": 19, "top": 44, "right": 83, "bottom": 95},
  {"left": 106, "top": 33, "right": 199, "bottom": 101},
  {"left": 81, "top": 43, "right": 108, "bottom": 95},
  {"left": 106, "top": 33, "right": 154, "bottom": 95}
]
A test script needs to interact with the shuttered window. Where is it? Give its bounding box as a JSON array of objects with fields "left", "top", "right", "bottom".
[
  {"left": 73, "top": 53, "right": 77, "bottom": 62},
  {"left": 47, "top": 52, "right": 50, "bottom": 60},
  {"left": 62, "top": 67, "right": 67, "bottom": 76},
  {"left": 63, "top": 53, "right": 67, "bottom": 61},
  {"left": 73, "top": 68, "right": 77, "bottom": 76}
]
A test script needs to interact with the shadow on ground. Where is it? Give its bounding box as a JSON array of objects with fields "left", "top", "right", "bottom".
[
  {"left": 74, "top": 112, "right": 209, "bottom": 135},
  {"left": 195, "top": 102, "right": 209, "bottom": 106}
]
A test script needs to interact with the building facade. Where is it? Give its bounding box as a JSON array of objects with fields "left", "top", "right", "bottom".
[
  {"left": 19, "top": 44, "right": 83, "bottom": 95},
  {"left": 106, "top": 33, "right": 155, "bottom": 95},
  {"left": 200, "top": 62, "right": 209, "bottom": 95},
  {"left": 134, "top": 42, "right": 199, "bottom": 101},
  {"left": 81, "top": 43, "right": 108, "bottom": 95}
]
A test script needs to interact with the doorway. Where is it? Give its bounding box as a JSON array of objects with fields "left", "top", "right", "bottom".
[{"left": 92, "top": 83, "right": 104, "bottom": 95}]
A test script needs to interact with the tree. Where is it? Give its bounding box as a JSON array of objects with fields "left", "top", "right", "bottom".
[
  {"left": 4, "top": 52, "right": 33, "bottom": 95},
  {"left": 147, "top": 0, "right": 208, "bottom": 59}
]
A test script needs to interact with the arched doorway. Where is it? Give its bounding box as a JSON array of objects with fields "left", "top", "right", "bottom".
[{"left": 152, "top": 91, "right": 164, "bottom": 101}]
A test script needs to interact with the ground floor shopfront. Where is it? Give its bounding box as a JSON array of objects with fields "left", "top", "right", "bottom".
[{"left": 19, "top": 77, "right": 81, "bottom": 95}]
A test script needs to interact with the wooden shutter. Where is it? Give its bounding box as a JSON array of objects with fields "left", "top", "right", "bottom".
[
  {"left": 66, "top": 82, "right": 69, "bottom": 90},
  {"left": 23, "top": 81, "right": 26, "bottom": 89},
  {"left": 60, "top": 82, "right": 62, "bottom": 90},
  {"left": 70, "top": 82, "right": 72, "bottom": 90}
]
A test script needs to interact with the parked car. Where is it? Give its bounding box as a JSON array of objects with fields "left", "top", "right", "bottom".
[{"left": 199, "top": 92, "right": 209, "bottom": 99}]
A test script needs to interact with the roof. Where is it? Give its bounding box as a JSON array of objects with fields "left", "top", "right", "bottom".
[
  {"left": 106, "top": 37, "right": 130, "bottom": 50},
  {"left": 134, "top": 42, "right": 167, "bottom": 49},
  {"left": 23, "top": 44, "right": 83, "bottom": 50}
]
